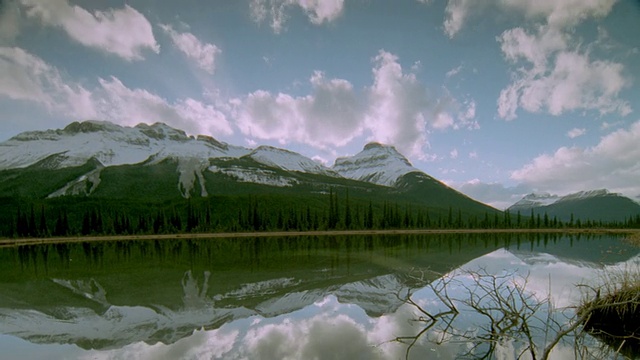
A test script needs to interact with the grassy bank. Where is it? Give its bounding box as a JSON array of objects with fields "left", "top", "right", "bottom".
[
  {"left": 579, "top": 268, "right": 640, "bottom": 357},
  {"left": 1, "top": 227, "right": 638, "bottom": 248}
]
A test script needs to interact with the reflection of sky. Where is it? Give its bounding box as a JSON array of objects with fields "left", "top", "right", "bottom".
[{"left": 1, "top": 247, "right": 639, "bottom": 360}]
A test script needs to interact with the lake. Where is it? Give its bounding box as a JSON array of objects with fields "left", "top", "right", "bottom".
[{"left": 0, "top": 233, "right": 638, "bottom": 359}]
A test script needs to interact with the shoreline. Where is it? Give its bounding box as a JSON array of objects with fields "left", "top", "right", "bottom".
[{"left": 1, "top": 228, "right": 638, "bottom": 248}]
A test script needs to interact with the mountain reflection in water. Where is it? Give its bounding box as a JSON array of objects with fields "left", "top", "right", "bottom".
[{"left": 0, "top": 233, "right": 638, "bottom": 359}]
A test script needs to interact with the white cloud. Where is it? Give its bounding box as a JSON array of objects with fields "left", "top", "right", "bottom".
[
  {"left": 497, "top": 27, "right": 631, "bottom": 120},
  {"left": 445, "top": 64, "right": 463, "bottom": 78},
  {"left": 366, "top": 51, "right": 478, "bottom": 158},
  {"left": 442, "top": 0, "right": 617, "bottom": 38},
  {"left": 498, "top": 0, "right": 616, "bottom": 27},
  {"left": 19, "top": 0, "right": 158, "bottom": 61},
  {"left": 0, "top": 46, "right": 96, "bottom": 118},
  {"left": 250, "top": 0, "right": 344, "bottom": 34},
  {"left": 600, "top": 120, "right": 623, "bottom": 130},
  {"left": 443, "top": 0, "right": 476, "bottom": 39},
  {"left": 450, "top": 148, "right": 459, "bottom": 159},
  {"left": 159, "top": 24, "right": 221, "bottom": 74},
  {"left": 234, "top": 50, "right": 476, "bottom": 159},
  {"left": 366, "top": 51, "right": 430, "bottom": 158},
  {"left": 567, "top": 127, "right": 586, "bottom": 138},
  {"left": 97, "top": 77, "right": 233, "bottom": 136},
  {"left": 440, "top": 0, "right": 631, "bottom": 120},
  {"left": 0, "top": 47, "right": 232, "bottom": 137},
  {"left": 234, "top": 71, "right": 363, "bottom": 148},
  {"left": 511, "top": 121, "right": 640, "bottom": 196}
]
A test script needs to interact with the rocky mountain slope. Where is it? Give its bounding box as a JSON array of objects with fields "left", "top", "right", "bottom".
[
  {"left": 508, "top": 189, "right": 640, "bottom": 222},
  {"left": 0, "top": 121, "right": 494, "bottom": 215}
]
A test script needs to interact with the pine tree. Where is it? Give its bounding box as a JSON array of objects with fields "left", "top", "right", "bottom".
[
  {"left": 344, "top": 190, "right": 352, "bottom": 229},
  {"left": 29, "top": 205, "right": 37, "bottom": 237},
  {"left": 38, "top": 205, "right": 48, "bottom": 236}
]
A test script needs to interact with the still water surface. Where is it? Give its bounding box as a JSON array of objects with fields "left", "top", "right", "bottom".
[{"left": 0, "top": 234, "right": 638, "bottom": 359}]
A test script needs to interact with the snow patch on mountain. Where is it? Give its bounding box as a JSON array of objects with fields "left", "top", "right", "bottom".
[
  {"left": 208, "top": 165, "right": 299, "bottom": 187},
  {"left": 247, "top": 146, "right": 339, "bottom": 176},
  {"left": 509, "top": 192, "right": 559, "bottom": 210},
  {"left": 48, "top": 166, "right": 104, "bottom": 198},
  {"left": 556, "top": 189, "right": 611, "bottom": 202},
  {"left": 332, "top": 142, "right": 420, "bottom": 187},
  {"left": 176, "top": 158, "right": 209, "bottom": 198}
]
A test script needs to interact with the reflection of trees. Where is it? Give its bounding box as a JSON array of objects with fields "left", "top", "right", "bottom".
[
  {"left": 392, "top": 269, "right": 458, "bottom": 359},
  {"left": 394, "top": 268, "right": 613, "bottom": 360}
]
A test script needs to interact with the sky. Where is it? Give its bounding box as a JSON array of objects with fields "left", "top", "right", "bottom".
[{"left": 1, "top": 0, "right": 640, "bottom": 208}]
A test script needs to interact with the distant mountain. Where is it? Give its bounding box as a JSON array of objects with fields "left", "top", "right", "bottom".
[
  {"left": 508, "top": 189, "right": 640, "bottom": 222},
  {"left": 0, "top": 121, "right": 497, "bottom": 234}
]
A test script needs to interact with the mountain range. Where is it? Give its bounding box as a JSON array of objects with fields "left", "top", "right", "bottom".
[
  {"left": 508, "top": 189, "right": 640, "bottom": 222},
  {"left": 1, "top": 120, "right": 638, "bottom": 230},
  {"left": 0, "top": 121, "right": 501, "bottom": 236},
  {"left": 0, "top": 120, "right": 491, "bottom": 207}
]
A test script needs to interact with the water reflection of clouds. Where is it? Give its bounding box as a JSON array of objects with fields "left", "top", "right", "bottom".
[
  {"left": 82, "top": 296, "right": 399, "bottom": 360},
  {"left": 460, "top": 249, "right": 640, "bottom": 308},
  {"left": 4, "top": 245, "right": 639, "bottom": 359}
]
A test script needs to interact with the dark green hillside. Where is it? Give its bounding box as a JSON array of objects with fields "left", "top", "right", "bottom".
[
  {"left": 545, "top": 195, "right": 640, "bottom": 222},
  {"left": 0, "top": 156, "right": 506, "bottom": 237},
  {"left": 513, "top": 195, "right": 640, "bottom": 223},
  {"left": 0, "top": 157, "right": 101, "bottom": 199},
  {"left": 91, "top": 159, "right": 182, "bottom": 200},
  {"left": 394, "top": 172, "right": 494, "bottom": 214}
]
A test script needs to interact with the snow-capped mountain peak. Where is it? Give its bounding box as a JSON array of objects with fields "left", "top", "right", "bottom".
[
  {"left": 510, "top": 192, "right": 560, "bottom": 210},
  {"left": 556, "top": 189, "right": 611, "bottom": 202},
  {"left": 509, "top": 189, "right": 620, "bottom": 211},
  {"left": 246, "top": 146, "right": 339, "bottom": 176},
  {"left": 0, "top": 121, "right": 248, "bottom": 170},
  {"left": 332, "top": 142, "right": 420, "bottom": 187}
]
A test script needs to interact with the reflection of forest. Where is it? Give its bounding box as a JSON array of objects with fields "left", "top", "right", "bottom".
[{"left": 0, "top": 233, "right": 634, "bottom": 350}]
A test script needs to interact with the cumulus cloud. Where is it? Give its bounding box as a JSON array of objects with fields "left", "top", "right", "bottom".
[
  {"left": 96, "top": 77, "right": 233, "bottom": 136},
  {"left": 234, "top": 71, "right": 363, "bottom": 148},
  {"left": 511, "top": 121, "right": 640, "bottom": 196},
  {"left": 19, "top": 0, "right": 158, "bottom": 61},
  {"left": 234, "top": 50, "right": 476, "bottom": 158},
  {"left": 0, "top": 46, "right": 95, "bottom": 118},
  {"left": 441, "top": 0, "right": 616, "bottom": 38},
  {"left": 366, "top": 51, "right": 478, "bottom": 158},
  {"left": 567, "top": 127, "right": 586, "bottom": 138},
  {"left": 366, "top": 51, "right": 430, "bottom": 157},
  {"left": 437, "top": 0, "right": 631, "bottom": 120},
  {"left": 159, "top": 24, "right": 221, "bottom": 74},
  {"left": 250, "top": 0, "right": 344, "bottom": 33},
  {"left": 0, "top": 47, "right": 232, "bottom": 137},
  {"left": 497, "top": 26, "right": 631, "bottom": 120},
  {"left": 443, "top": 0, "right": 476, "bottom": 39}
]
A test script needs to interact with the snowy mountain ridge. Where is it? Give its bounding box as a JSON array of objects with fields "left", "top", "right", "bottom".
[
  {"left": 0, "top": 120, "right": 250, "bottom": 170},
  {"left": 510, "top": 189, "right": 618, "bottom": 211},
  {"left": 509, "top": 192, "right": 560, "bottom": 210},
  {"left": 0, "top": 121, "right": 429, "bottom": 197}
]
